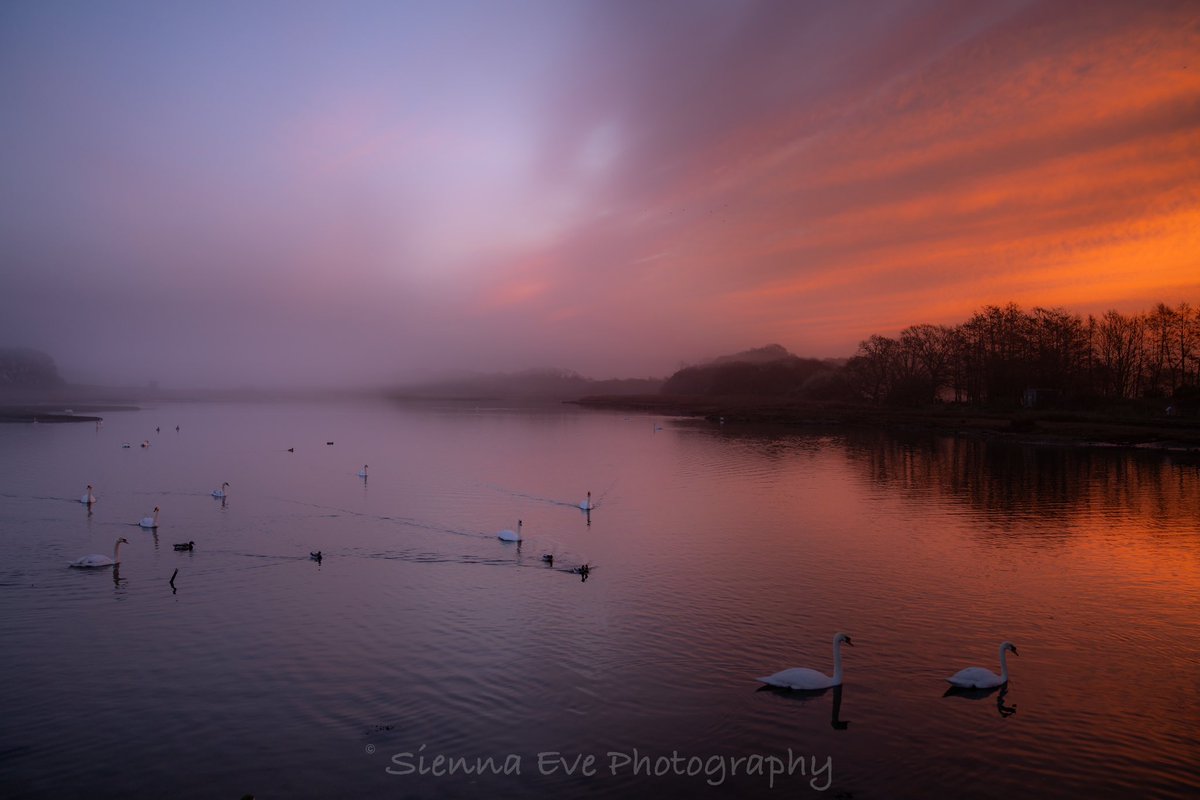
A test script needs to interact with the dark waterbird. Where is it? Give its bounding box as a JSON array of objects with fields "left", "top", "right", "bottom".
[
  {"left": 173, "top": 541, "right": 194, "bottom": 551},
  {"left": 310, "top": 551, "right": 322, "bottom": 562}
]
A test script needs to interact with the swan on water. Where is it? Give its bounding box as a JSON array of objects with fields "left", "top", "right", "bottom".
[
  {"left": 80, "top": 484, "right": 96, "bottom": 505},
  {"left": 70, "top": 537, "right": 128, "bottom": 568},
  {"left": 947, "top": 642, "right": 1019, "bottom": 689},
  {"left": 358, "top": 465, "right": 368, "bottom": 478},
  {"left": 212, "top": 482, "right": 229, "bottom": 498},
  {"left": 139, "top": 507, "right": 160, "bottom": 529},
  {"left": 498, "top": 520, "right": 522, "bottom": 542},
  {"left": 757, "top": 632, "right": 854, "bottom": 690}
]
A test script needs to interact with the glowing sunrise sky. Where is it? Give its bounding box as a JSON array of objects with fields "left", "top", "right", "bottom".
[{"left": 1, "top": 0, "right": 1198, "bottom": 387}]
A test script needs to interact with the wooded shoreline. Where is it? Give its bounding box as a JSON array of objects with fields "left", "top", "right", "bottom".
[
  {"left": 571, "top": 395, "right": 1200, "bottom": 452},
  {"left": 0, "top": 404, "right": 135, "bottom": 423}
]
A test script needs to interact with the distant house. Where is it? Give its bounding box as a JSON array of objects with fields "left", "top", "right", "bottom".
[{"left": 1022, "top": 387, "right": 1061, "bottom": 409}]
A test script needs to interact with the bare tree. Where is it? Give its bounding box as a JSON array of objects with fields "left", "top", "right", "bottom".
[
  {"left": 848, "top": 335, "right": 900, "bottom": 404},
  {"left": 1094, "top": 310, "right": 1146, "bottom": 399},
  {"left": 1029, "top": 307, "right": 1090, "bottom": 397},
  {"left": 899, "top": 324, "right": 955, "bottom": 403}
]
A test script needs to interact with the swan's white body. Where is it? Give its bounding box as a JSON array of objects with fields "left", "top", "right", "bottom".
[
  {"left": 139, "top": 507, "right": 160, "bottom": 529},
  {"left": 579, "top": 492, "right": 593, "bottom": 511},
  {"left": 947, "top": 642, "right": 1019, "bottom": 689},
  {"left": 757, "top": 632, "right": 853, "bottom": 690},
  {"left": 70, "top": 537, "right": 127, "bottom": 568},
  {"left": 358, "top": 465, "right": 368, "bottom": 478},
  {"left": 498, "top": 520, "right": 522, "bottom": 542},
  {"left": 212, "top": 482, "right": 229, "bottom": 498},
  {"left": 80, "top": 485, "right": 96, "bottom": 504}
]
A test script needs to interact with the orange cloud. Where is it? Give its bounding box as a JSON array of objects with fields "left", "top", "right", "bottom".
[{"left": 601, "top": 7, "right": 1200, "bottom": 356}]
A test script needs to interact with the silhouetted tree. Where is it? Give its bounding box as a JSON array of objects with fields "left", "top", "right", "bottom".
[
  {"left": 1093, "top": 310, "right": 1146, "bottom": 399},
  {"left": 0, "top": 348, "right": 64, "bottom": 389},
  {"left": 899, "top": 323, "right": 955, "bottom": 403},
  {"left": 1028, "top": 307, "right": 1090, "bottom": 399},
  {"left": 847, "top": 335, "right": 900, "bottom": 404}
]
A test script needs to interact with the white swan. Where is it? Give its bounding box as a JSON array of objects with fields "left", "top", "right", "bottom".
[
  {"left": 212, "top": 482, "right": 229, "bottom": 498},
  {"left": 70, "top": 537, "right": 128, "bottom": 568},
  {"left": 757, "top": 632, "right": 854, "bottom": 690},
  {"left": 139, "top": 506, "right": 160, "bottom": 529},
  {"left": 579, "top": 491, "right": 593, "bottom": 511},
  {"left": 947, "top": 641, "right": 1019, "bottom": 689},
  {"left": 498, "top": 519, "right": 522, "bottom": 542},
  {"left": 80, "top": 484, "right": 96, "bottom": 504},
  {"left": 358, "top": 465, "right": 368, "bottom": 478}
]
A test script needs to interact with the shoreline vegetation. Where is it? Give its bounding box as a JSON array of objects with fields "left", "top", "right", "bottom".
[
  {"left": 570, "top": 394, "right": 1200, "bottom": 452},
  {"left": 5, "top": 392, "right": 1199, "bottom": 452},
  {"left": 5, "top": 295, "right": 1200, "bottom": 451},
  {"left": 0, "top": 404, "right": 135, "bottom": 423}
]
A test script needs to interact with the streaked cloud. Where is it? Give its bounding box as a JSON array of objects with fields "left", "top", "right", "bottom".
[{"left": 1, "top": 0, "right": 1196, "bottom": 386}]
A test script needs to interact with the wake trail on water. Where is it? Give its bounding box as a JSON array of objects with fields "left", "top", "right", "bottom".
[
  {"left": 481, "top": 478, "right": 619, "bottom": 510},
  {"left": 264, "top": 495, "right": 514, "bottom": 542}
]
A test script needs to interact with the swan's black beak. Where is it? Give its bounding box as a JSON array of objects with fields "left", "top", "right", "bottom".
[
  {"left": 1011, "top": 647, "right": 1019, "bottom": 656},
  {"left": 845, "top": 638, "right": 854, "bottom": 647}
]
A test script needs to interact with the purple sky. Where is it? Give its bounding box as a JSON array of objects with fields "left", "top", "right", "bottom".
[{"left": 2, "top": 0, "right": 1197, "bottom": 388}]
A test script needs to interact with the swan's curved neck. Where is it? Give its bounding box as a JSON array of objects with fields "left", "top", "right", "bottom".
[
  {"left": 113, "top": 540, "right": 124, "bottom": 561},
  {"left": 832, "top": 639, "right": 844, "bottom": 682},
  {"left": 998, "top": 645, "right": 1010, "bottom": 682}
]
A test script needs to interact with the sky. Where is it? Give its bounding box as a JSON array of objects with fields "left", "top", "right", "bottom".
[{"left": 1, "top": 0, "right": 1198, "bottom": 388}]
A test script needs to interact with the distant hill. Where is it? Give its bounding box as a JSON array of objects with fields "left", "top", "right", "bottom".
[
  {"left": 662, "top": 344, "right": 850, "bottom": 399},
  {"left": 392, "top": 368, "right": 663, "bottom": 401},
  {"left": 707, "top": 344, "right": 794, "bottom": 366}
]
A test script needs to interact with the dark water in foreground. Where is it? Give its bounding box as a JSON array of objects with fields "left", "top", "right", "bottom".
[{"left": 1, "top": 401, "right": 1198, "bottom": 798}]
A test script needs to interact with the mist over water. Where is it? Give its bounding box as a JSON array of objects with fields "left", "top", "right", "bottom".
[{"left": 1, "top": 401, "right": 1197, "bottom": 798}]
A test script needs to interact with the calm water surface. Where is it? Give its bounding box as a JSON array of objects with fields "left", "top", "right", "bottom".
[{"left": 1, "top": 401, "right": 1198, "bottom": 798}]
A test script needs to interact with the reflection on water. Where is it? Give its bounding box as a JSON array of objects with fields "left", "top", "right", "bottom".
[
  {"left": 943, "top": 684, "right": 1019, "bottom": 718},
  {"left": 757, "top": 684, "right": 851, "bottom": 730},
  {"left": 0, "top": 402, "right": 1198, "bottom": 799},
  {"left": 847, "top": 430, "right": 1200, "bottom": 530}
]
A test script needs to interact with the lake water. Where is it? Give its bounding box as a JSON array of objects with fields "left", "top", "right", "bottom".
[{"left": 1, "top": 400, "right": 1198, "bottom": 799}]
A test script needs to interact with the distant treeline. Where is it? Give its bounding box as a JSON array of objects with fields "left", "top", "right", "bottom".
[
  {"left": 846, "top": 302, "right": 1200, "bottom": 407},
  {"left": 0, "top": 348, "right": 64, "bottom": 390},
  {"left": 654, "top": 303, "right": 1200, "bottom": 412},
  {"left": 393, "top": 368, "right": 663, "bottom": 401}
]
